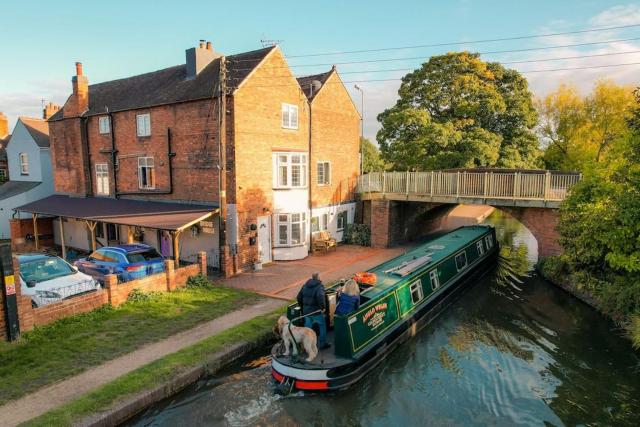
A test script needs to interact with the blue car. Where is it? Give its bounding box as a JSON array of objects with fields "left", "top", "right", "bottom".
[{"left": 75, "top": 244, "right": 165, "bottom": 284}]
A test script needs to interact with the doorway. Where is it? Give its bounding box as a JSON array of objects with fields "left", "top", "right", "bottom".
[{"left": 257, "top": 216, "right": 272, "bottom": 264}]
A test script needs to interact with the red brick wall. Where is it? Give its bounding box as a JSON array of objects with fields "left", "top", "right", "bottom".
[
  {"left": 502, "top": 207, "right": 563, "bottom": 258},
  {"left": 10, "top": 218, "right": 55, "bottom": 252},
  {"left": 310, "top": 72, "right": 360, "bottom": 207},
  {"left": 50, "top": 100, "right": 220, "bottom": 203},
  {"left": 32, "top": 291, "right": 109, "bottom": 326}
]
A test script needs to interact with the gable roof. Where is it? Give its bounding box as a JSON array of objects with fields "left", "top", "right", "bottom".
[
  {"left": 18, "top": 117, "right": 50, "bottom": 148},
  {"left": 50, "top": 46, "right": 276, "bottom": 121},
  {"left": 296, "top": 69, "right": 334, "bottom": 101}
]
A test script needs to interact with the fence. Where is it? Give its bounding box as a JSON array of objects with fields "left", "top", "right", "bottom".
[
  {"left": 2, "top": 252, "right": 208, "bottom": 337},
  {"left": 356, "top": 170, "right": 581, "bottom": 202}
]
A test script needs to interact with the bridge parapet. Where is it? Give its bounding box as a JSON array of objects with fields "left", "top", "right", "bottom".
[{"left": 356, "top": 170, "right": 581, "bottom": 208}]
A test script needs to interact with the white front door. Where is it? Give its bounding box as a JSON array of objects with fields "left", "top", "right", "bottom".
[{"left": 257, "top": 216, "right": 272, "bottom": 264}]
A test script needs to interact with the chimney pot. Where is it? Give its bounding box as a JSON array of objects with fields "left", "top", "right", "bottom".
[
  {"left": 199, "top": 40, "right": 206, "bottom": 49},
  {"left": 206, "top": 41, "right": 212, "bottom": 51},
  {"left": 75, "top": 62, "right": 83, "bottom": 76}
]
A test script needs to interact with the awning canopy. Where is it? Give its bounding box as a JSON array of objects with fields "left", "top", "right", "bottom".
[{"left": 15, "top": 195, "right": 219, "bottom": 232}]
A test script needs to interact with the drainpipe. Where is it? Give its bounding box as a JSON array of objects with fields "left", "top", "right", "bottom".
[
  {"left": 115, "top": 126, "right": 175, "bottom": 196},
  {"left": 81, "top": 116, "right": 94, "bottom": 196},
  {"left": 107, "top": 110, "right": 119, "bottom": 198},
  {"left": 307, "top": 94, "right": 313, "bottom": 252}
]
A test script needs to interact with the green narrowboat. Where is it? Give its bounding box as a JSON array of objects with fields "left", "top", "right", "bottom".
[{"left": 271, "top": 225, "right": 498, "bottom": 392}]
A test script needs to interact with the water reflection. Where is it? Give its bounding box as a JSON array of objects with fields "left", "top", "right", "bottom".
[{"left": 128, "top": 210, "right": 640, "bottom": 427}]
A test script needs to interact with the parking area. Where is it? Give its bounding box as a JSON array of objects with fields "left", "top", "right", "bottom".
[{"left": 220, "top": 244, "right": 411, "bottom": 300}]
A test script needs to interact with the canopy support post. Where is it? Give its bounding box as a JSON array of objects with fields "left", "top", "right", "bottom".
[
  {"left": 172, "top": 230, "right": 182, "bottom": 268},
  {"left": 59, "top": 217, "right": 67, "bottom": 260},
  {"left": 32, "top": 213, "right": 39, "bottom": 251},
  {"left": 85, "top": 220, "right": 97, "bottom": 252}
]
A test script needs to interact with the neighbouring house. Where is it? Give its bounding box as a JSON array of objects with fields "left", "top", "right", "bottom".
[
  {"left": 0, "top": 105, "right": 59, "bottom": 240},
  {"left": 13, "top": 41, "right": 360, "bottom": 276},
  {"left": 0, "top": 112, "right": 9, "bottom": 182}
]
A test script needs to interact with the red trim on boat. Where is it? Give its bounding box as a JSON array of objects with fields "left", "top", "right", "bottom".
[
  {"left": 295, "top": 380, "right": 329, "bottom": 390},
  {"left": 272, "top": 368, "right": 284, "bottom": 382}
]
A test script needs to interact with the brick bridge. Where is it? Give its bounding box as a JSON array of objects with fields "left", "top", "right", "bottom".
[{"left": 357, "top": 169, "right": 581, "bottom": 258}]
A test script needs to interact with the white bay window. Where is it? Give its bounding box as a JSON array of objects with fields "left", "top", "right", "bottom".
[
  {"left": 274, "top": 152, "right": 307, "bottom": 189},
  {"left": 276, "top": 212, "right": 307, "bottom": 247}
]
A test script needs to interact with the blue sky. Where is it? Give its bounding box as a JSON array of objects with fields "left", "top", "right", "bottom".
[{"left": 1, "top": 0, "right": 639, "bottom": 139}]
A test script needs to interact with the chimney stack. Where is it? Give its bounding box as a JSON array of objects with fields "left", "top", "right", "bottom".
[
  {"left": 186, "top": 40, "right": 222, "bottom": 79},
  {"left": 43, "top": 102, "right": 61, "bottom": 120},
  {"left": 0, "top": 112, "right": 8, "bottom": 139},
  {"left": 64, "top": 62, "right": 89, "bottom": 117}
]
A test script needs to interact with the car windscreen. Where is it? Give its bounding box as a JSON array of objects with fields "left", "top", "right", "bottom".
[
  {"left": 20, "top": 258, "right": 75, "bottom": 283},
  {"left": 126, "top": 249, "right": 162, "bottom": 263}
]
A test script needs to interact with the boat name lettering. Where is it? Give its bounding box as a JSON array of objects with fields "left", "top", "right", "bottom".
[{"left": 362, "top": 303, "right": 388, "bottom": 330}]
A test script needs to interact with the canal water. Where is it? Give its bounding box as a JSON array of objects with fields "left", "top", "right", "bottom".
[{"left": 128, "top": 210, "right": 640, "bottom": 426}]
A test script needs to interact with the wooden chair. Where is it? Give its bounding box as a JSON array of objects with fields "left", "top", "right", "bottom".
[{"left": 313, "top": 231, "right": 337, "bottom": 253}]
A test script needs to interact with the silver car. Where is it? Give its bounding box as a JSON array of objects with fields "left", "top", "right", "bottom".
[{"left": 18, "top": 253, "right": 101, "bottom": 307}]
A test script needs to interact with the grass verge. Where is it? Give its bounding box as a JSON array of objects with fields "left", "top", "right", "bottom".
[
  {"left": 21, "top": 310, "right": 281, "bottom": 427},
  {"left": 0, "top": 285, "right": 260, "bottom": 404}
]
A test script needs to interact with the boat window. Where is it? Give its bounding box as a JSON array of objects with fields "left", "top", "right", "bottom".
[
  {"left": 429, "top": 269, "right": 439, "bottom": 291},
  {"left": 485, "top": 235, "right": 493, "bottom": 249},
  {"left": 476, "top": 241, "right": 485, "bottom": 255},
  {"left": 409, "top": 280, "right": 424, "bottom": 304},
  {"left": 455, "top": 252, "right": 468, "bottom": 271}
]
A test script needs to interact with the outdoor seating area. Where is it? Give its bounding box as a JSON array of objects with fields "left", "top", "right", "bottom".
[{"left": 312, "top": 231, "right": 338, "bottom": 253}]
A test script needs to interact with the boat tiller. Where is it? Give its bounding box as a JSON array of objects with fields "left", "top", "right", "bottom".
[{"left": 276, "top": 376, "right": 295, "bottom": 396}]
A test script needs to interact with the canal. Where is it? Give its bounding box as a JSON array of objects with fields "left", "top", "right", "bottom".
[{"left": 128, "top": 210, "right": 640, "bottom": 426}]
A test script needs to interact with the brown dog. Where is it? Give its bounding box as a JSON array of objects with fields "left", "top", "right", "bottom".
[{"left": 276, "top": 315, "right": 318, "bottom": 362}]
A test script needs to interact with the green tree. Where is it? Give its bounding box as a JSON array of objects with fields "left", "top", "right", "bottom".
[
  {"left": 377, "top": 52, "right": 539, "bottom": 170},
  {"left": 360, "top": 137, "right": 386, "bottom": 173}
]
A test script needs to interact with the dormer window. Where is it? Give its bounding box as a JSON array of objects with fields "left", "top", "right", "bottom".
[
  {"left": 19, "top": 153, "right": 28, "bottom": 175},
  {"left": 98, "top": 116, "right": 110, "bottom": 134},
  {"left": 136, "top": 114, "right": 151, "bottom": 137},
  {"left": 281, "top": 104, "right": 298, "bottom": 129}
]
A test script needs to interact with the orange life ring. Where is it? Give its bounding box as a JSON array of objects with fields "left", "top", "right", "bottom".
[{"left": 353, "top": 272, "right": 377, "bottom": 285}]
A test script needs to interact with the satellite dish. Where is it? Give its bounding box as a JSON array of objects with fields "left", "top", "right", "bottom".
[{"left": 312, "top": 80, "right": 322, "bottom": 92}]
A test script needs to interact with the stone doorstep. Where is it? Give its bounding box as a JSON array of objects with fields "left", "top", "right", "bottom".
[{"left": 79, "top": 333, "right": 276, "bottom": 427}]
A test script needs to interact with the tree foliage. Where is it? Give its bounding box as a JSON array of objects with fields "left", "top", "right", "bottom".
[
  {"left": 538, "top": 80, "right": 634, "bottom": 170},
  {"left": 377, "top": 52, "right": 539, "bottom": 170},
  {"left": 360, "top": 137, "right": 386, "bottom": 173}
]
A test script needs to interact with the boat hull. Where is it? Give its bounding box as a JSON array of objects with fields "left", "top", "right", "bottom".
[{"left": 271, "top": 249, "right": 498, "bottom": 391}]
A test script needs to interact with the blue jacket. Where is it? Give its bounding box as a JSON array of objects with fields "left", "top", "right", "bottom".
[{"left": 335, "top": 293, "right": 360, "bottom": 315}]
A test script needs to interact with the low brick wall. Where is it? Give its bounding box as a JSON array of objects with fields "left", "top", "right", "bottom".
[
  {"left": 1, "top": 252, "right": 208, "bottom": 337},
  {"left": 32, "top": 291, "right": 109, "bottom": 326}
]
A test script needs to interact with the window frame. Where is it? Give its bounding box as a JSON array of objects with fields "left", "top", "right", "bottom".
[
  {"left": 281, "top": 103, "right": 299, "bottom": 130},
  {"left": 137, "top": 157, "right": 155, "bottom": 190},
  {"left": 19, "top": 152, "right": 29, "bottom": 175},
  {"left": 95, "top": 163, "right": 110, "bottom": 196},
  {"left": 317, "top": 161, "right": 331, "bottom": 186},
  {"left": 409, "top": 279, "right": 424, "bottom": 305},
  {"left": 273, "top": 152, "right": 307, "bottom": 189},
  {"left": 429, "top": 269, "right": 440, "bottom": 291},
  {"left": 275, "top": 212, "right": 307, "bottom": 247},
  {"left": 98, "top": 116, "right": 111, "bottom": 134},
  {"left": 136, "top": 113, "right": 151, "bottom": 137},
  {"left": 337, "top": 210, "right": 348, "bottom": 231},
  {"left": 0, "top": 168, "right": 6, "bottom": 179},
  {"left": 485, "top": 235, "right": 493, "bottom": 249},
  {"left": 455, "top": 251, "right": 468, "bottom": 272},
  {"left": 476, "top": 240, "right": 485, "bottom": 256}
]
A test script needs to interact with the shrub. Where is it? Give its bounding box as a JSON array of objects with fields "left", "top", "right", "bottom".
[
  {"left": 127, "top": 289, "right": 162, "bottom": 303},
  {"left": 344, "top": 223, "right": 371, "bottom": 246},
  {"left": 186, "top": 274, "right": 211, "bottom": 288}
]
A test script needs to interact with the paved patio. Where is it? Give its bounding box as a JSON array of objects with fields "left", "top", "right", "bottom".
[{"left": 220, "top": 244, "right": 410, "bottom": 300}]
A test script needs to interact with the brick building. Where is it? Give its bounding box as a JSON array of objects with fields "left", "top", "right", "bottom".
[{"left": 15, "top": 41, "right": 360, "bottom": 276}]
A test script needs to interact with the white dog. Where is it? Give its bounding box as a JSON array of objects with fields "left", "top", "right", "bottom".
[{"left": 276, "top": 315, "right": 318, "bottom": 362}]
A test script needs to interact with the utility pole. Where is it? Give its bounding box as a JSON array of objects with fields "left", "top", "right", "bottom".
[
  {"left": 218, "top": 56, "right": 228, "bottom": 268},
  {"left": 354, "top": 84, "right": 364, "bottom": 175}
]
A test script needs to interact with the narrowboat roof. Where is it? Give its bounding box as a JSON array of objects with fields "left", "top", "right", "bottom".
[{"left": 363, "top": 225, "right": 492, "bottom": 299}]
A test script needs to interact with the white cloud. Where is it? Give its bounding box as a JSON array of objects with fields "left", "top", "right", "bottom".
[
  {"left": 1, "top": 80, "right": 69, "bottom": 131},
  {"left": 589, "top": 4, "right": 640, "bottom": 26}
]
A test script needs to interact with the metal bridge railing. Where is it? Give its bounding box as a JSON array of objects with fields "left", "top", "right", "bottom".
[{"left": 356, "top": 171, "right": 581, "bottom": 202}]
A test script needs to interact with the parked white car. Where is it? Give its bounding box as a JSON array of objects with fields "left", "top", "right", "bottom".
[{"left": 18, "top": 253, "right": 101, "bottom": 307}]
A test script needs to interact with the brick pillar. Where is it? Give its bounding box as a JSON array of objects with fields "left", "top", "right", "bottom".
[
  {"left": 220, "top": 245, "right": 236, "bottom": 278},
  {"left": 13, "top": 256, "right": 34, "bottom": 333},
  {"left": 164, "top": 259, "right": 176, "bottom": 291},
  {"left": 104, "top": 274, "right": 118, "bottom": 305},
  {"left": 502, "top": 207, "right": 563, "bottom": 259},
  {"left": 370, "top": 200, "right": 391, "bottom": 248},
  {"left": 198, "top": 251, "right": 207, "bottom": 276}
]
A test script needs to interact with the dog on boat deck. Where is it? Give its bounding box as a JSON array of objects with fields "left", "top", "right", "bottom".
[{"left": 276, "top": 315, "right": 318, "bottom": 362}]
